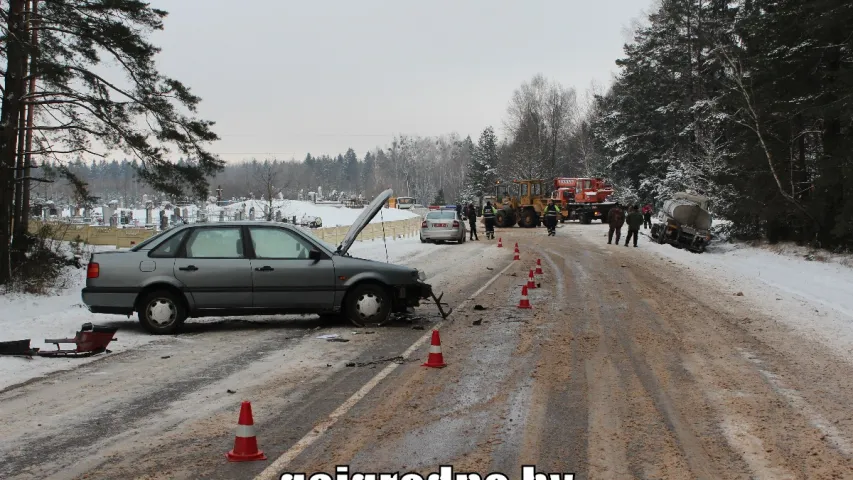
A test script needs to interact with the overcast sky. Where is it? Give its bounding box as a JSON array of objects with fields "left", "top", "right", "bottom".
[{"left": 149, "top": 0, "right": 650, "bottom": 164}]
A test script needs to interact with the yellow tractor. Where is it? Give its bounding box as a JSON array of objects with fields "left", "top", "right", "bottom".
[{"left": 483, "top": 179, "right": 551, "bottom": 228}]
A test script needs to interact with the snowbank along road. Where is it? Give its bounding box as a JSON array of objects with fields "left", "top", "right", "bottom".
[{"left": 3, "top": 223, "right": 853, "bottom": 480}]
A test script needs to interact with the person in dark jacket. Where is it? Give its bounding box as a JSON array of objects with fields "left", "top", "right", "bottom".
[
  {"left": 456, "top": 203, "right": 463, "bottom": 220},
  {"left": 625, "top": 205, "right": 644, "bottom": 247},
  {"left": 543, "top": 199, "right": 560, "bottom": 236},
  {"left": 642, "top": 203, "right": 653, "bottom": 229},
  {"left": 607, "top": 202, "right": 625, "bottom": 245},
  {"left": 482, "top": 201, "right": 496, "bottom": 239},
  {"left": 467, "top": 203, "right": 478, "bottom": 240}
]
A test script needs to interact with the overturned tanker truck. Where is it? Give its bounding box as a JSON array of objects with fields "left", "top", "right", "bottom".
[{"left": 650, "top": 192, "right": 713, "bottom": 253}]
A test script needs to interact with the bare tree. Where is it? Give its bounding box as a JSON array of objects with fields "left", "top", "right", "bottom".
[
  {"left": 716, "top": 46, "right": 818, "bottom": 226},
  {"left": 253, "top": 159, "right": 291, "bottom": 221},
  {"left": 503, "top": 74, "right": 577, "bottom": 179}
]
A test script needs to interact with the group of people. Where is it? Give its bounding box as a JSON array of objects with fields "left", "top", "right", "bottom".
[
  {"left": 457, "top": 200, "right": 562, "bottom": 240},
  {"left": 455, "top": 199, "right": 653, "bottom": 246},
  {"left": 456, "top": 202, "right": 497, "bottom": 241},
  {"left": 607, "top": 202, "right": 653, "bottom": 247}
]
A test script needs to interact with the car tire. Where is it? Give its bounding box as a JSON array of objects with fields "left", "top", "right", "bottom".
[
  {"left": 345, "top": 284, "right": 393, "bottom": 327},
  {"left": 137, "top": 290, "right": 187, "bottom": 335}
]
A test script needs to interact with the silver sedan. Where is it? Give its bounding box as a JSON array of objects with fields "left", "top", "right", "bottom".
[{"left": 420, "top": 209, "right": 467, "bottom": 244}]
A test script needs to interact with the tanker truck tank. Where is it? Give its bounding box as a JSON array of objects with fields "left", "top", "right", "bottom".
[{"left": 651, "top": 192, "right": 713, "bottom": 253}]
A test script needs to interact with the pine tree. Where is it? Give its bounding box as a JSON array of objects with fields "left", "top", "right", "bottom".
[
  {"left": 0, "top": 0, "right": 223, "bottom": 285},
  {"left": 433, "top": 189, "right": 446, "bottom": 206},
  {"left": 462, "top": 127, "right": 499, "bottom": 203}
]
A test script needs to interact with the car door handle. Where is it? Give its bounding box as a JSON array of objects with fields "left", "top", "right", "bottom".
[
  {"left": 178, "top": 265, "right": 198, "bottom": 272},
  {"left": 254, "top": 266, "right": 274, "bottom": 272}
]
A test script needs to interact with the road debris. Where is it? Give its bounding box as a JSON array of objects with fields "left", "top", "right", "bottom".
[{"left": 345, "top": 356, "right": 407, "bottom": 368}]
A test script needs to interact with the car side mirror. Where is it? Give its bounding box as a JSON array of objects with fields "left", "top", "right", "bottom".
[{"left": 309, "top": 248, "right": 323, "bottom": 261}]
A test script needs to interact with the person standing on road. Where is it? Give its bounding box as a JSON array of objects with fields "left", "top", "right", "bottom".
[
  {"left": 482, "top": 201, "right": 497, "bottom": 239},
  {"left": 607, "top": 202, "right": 625, "bottom": 245},
  {"left": 456, "top": 203, "right": 463, "bottom": 220},
  {"left": 642, "top": 203, "right": 653, "bottom": 229},
  {"left": 467, "top": 203, "right": 479, "bottom": 240},
  {"left": 543, "top": 199, "right": 560, "bottom": 236},
  {"left": 625, "top": 205, "right": 644, "bottom": 247}
]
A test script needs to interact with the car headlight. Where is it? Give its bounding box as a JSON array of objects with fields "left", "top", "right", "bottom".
[{"left": 414, "top": 269, "right": 426, "bottom": 281}]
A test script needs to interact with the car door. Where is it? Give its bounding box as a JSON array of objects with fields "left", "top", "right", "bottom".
[
  {"left": 173, "top": 226, "right": 253, "bottom": 309},
  {"left": 247, "top": 226, "right": 336, "bottom": 310}
]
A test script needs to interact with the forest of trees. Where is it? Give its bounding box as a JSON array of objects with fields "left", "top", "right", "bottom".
[
  {"left": 39, "top": 73, "right": 608, "bottom": 211},
  {"left": 593, "top": 0, "right": 853, "bottom": 249},
  {"left": 4, "top": 0, "right": 853, "bottom": 291}
]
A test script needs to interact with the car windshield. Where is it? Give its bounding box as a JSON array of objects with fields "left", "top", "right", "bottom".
[
  {"left": 293, "top": 225, "right": 338, "bottom": 253},
  {"left": 427, "top": 211, "right": 456, "bottom": 220}
]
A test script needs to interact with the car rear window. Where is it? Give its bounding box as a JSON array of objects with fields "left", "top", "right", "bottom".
[{"left": 426, "top": 211, "right": 456, "bottom": 220}]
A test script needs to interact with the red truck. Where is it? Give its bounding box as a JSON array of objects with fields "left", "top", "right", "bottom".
[{"left": 550, "top": 177, "right": 617, "bottom": 224}]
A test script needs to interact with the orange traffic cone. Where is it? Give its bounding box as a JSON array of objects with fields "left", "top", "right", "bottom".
[
  {"left": 226, "top": 401, "right": 267, "bottom": 462},
  {"left": 513, "top": 250, "right": 520, "bottom": 261},
  {"left": 422, "top": 329, "right": 447, "bottom": 368},
  {"left": 514, "top": 242, "right": 519, "bottom": 253},
  {"left": 497, "top": 237, "right": 503, "bottom": 247},
  {"left": 527, "top": 269, "right": 537, "bottom": 289},
  {"left": 535, "top": 259, "right": 544, "bottom": 275},
  {"left": 517, "top": 285, "right": 532, "bottom": 309}
]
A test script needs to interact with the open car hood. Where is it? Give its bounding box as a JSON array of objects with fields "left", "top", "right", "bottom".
[{"left": 336, "top": 188, "right": 393, "bottom": 256}]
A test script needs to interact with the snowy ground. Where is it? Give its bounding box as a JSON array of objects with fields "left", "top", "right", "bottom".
[
  {"left": 0, "top": 234, "right": 427, "bottom": 391},
  {"left": 630, "top": 226, "right": 853, "bottom": 362},
  {"left": 6, "top": 217, "right": 853, "bottom": 391}
]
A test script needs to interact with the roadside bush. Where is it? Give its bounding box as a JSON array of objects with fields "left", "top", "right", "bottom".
[{"left": 5, "top": 224, "right": 85, "bottom": 295}]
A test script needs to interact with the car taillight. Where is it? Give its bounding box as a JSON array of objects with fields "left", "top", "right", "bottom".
[
  {"left": 453, "top": 220, "right": 459, "bottom": 228},
  {"left": 421, "top": 221, "right": 427, "bottom": 228},
  {"left": 87, "top": 262, "right": 99, "bottom": 279}
]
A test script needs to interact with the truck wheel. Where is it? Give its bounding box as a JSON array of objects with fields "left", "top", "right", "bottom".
[
  {"left": 495, "top": 210, "right": 510, "bottom": 228},
  {"left": 138, "top": 290, "right": 187, "bottom": 335},
  {"left": 521, "top": 210, "right": 537, "bottom": 228},
  {"left": 345, "top": 284, "right": 392, "bottom": 327}
]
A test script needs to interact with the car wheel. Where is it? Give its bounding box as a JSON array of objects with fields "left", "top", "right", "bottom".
[
  {"left": 138, "top": 290, "right": 187, "bottom": 335},
  {"left": 420, "top": 234, "right": 426, "bottom": 243},
  {"left": 345, "top": 284, "right": 393, "bottom": 327}
]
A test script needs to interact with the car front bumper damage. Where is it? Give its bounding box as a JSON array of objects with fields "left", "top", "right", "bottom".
[{"left": 394, "top": 280, "right": 452, "bottom": 320}]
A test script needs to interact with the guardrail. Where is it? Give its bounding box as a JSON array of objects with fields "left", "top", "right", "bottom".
[{"left": 27, "top": 217, "right": 424, "bottom": 249}]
